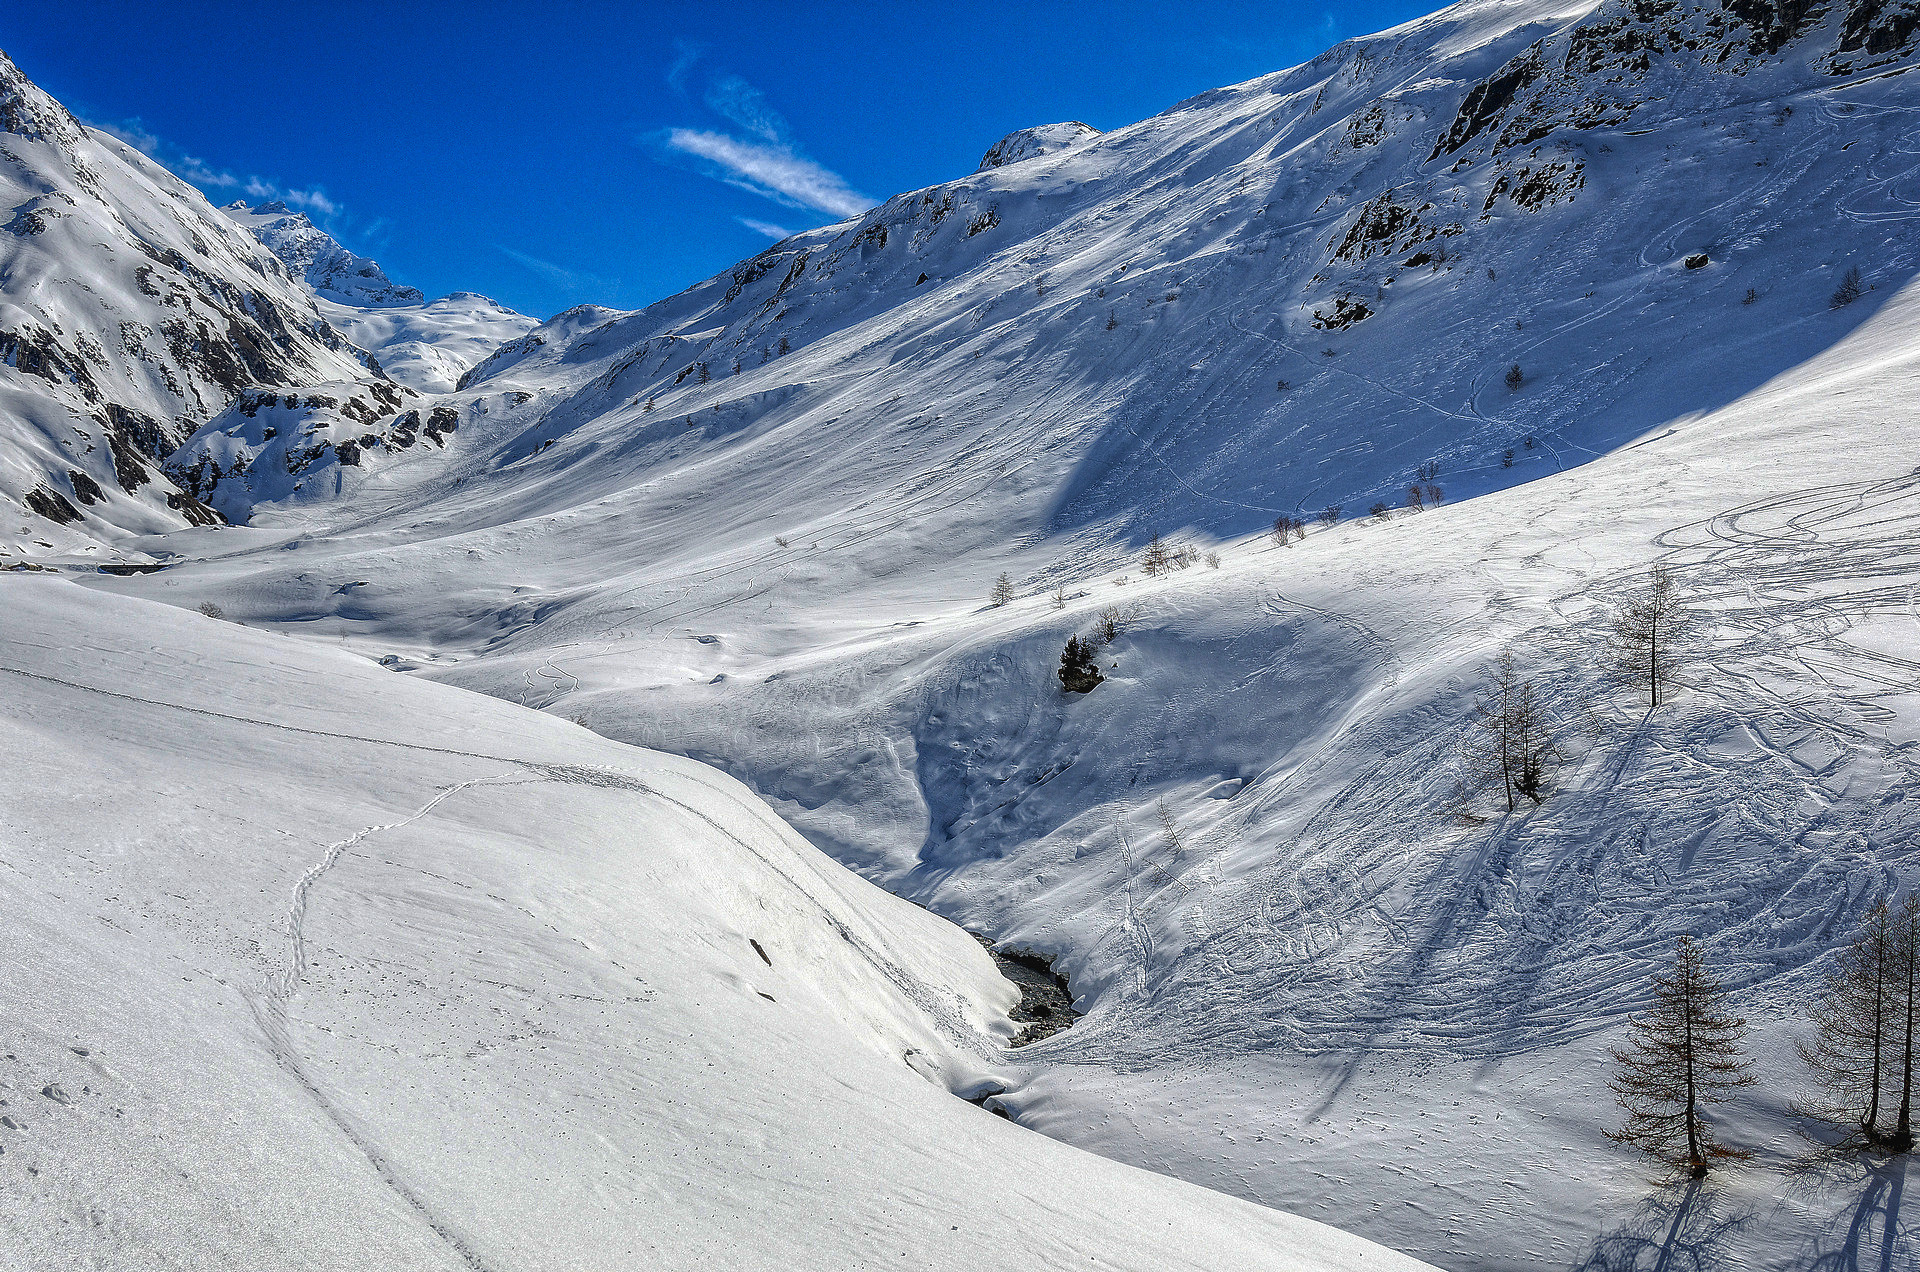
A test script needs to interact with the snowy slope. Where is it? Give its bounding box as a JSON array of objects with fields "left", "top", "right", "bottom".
[
  {"left": 0, "top": 577, "right": 1430, "bottom": 1272},
  {"left": 33, "top": 0, "right": 1920, "bottom": 1267},
  {"left": 0, "top": 51, "right": 371, "bottom": 551},
  {"left": 221, "top": 201, "right": 538, "bottom": 392}
]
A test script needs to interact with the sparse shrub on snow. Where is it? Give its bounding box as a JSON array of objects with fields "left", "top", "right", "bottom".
[
  {"left": 1156, "top": 799, "right": 1186, "bottom": 854},
  {"left": 1271, "top": 514, "right": 1305, "bottom": 546},
  {"left": 1611, "top": 564, "right": 1695, "bottom": 709},
  {"left": 1406, "top": 485, "right": 1426, "bottom": 512},
  {"left": 1317, "top": 505, "right": 1342, "bottom": 526},
  {"left": 1794, "top": 898, "right": 1920, "bottom": 1149},
  {"left": 1608, "top": 937, "right": 1754, "bottom": 1179},
  {"left": 197, "top": 601, "right": 226, "bottom": 620},
  {"left": 1141, "top": 535, "right": 1173, "bottom": 577},
  {"left": 1458, "top": 648, "right": 1564, "bottom": 813},
  {"left": 1052, "top": 585, "right": 1069, "bottom": 609},
  {"left": 1095, "top": 602, "right": 1142, "bottom": 643},
  {"left": 1744, "top": 287, "right": 1759, "bottom": 305},
  {"left": 990, "top": 573, "right": 1015, "bottom": 607},
  {"left": 1204, "top": 551, "right": 1221, "bottom": 569},
  {"left": 1370, "top": 502, "right": 1391, "bottom": 520},
  {"left": 1505, "top": 363, "right": 1523, "bottom": 390}
]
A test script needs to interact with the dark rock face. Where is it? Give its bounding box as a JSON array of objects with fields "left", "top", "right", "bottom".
[
  {"left": 24, "top": 485, "right": 80, "bottom": 524},
  {"left": 1833, "top": 0, "right": 1920, "bottom": 65},
  {"left": 165, "top": 489, "right": 223, "bottom": 526},
  {"left": 66, "top": 469, "right": 105, "bottom": 506},
  {"left": 107, "top": 430, "right": 154, "bottom": 494},
  {"left": 0, "top": 326, "right": 98, "bottom": 399},
  {"left": 1312, "top": 294, "right": 1375, "bottom": 330}
]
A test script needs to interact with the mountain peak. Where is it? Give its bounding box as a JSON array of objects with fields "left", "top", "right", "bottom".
[
  {"left": 220, "top": 200, "right": 423, "bottom": 306},
  {"left": 977, "top": 121, "right": 1101, "bottom": 170}
]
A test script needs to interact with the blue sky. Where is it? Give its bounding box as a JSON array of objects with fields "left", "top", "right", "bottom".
[{"left": 7, "top": 2, "right": 1432, "bottom": 318}]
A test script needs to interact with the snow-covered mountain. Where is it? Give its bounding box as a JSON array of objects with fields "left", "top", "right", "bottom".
[
  {"left": 221, "top": 198, "right": 427, "bottom": 306},
  {"left": 13, "top": 1, "right": 1920, "bottom": 1268},
  {"left": 0, "top": 49, "right": 371, "bottom": 548},
  {"left": 221, "top": 200, "right": 537, "bottom": 392}
]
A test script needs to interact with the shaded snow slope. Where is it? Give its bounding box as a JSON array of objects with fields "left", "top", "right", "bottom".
[
  {"left": 0, "top": 577, "right": 1430, "bottom": 1272},
  {"left": 0, "top": 51, "right": 371, "bottom": 551},
  {"left": 221, "top": 201, "right": 538, "bottom": 392}
]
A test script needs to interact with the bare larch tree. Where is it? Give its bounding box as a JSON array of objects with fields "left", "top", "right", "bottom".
[
  {"left": 1797, "top": 899, "right": 1902, "bottom": 1145},
  {"left": 1612, "top": 564, "right": 1695, "bottom": 709},
  {"left": 1609, "top": 936, "right": 1754, "bottom": 1178},
  {"left": 1461, "top": 649, "right": 1564, "bottom": 812}
]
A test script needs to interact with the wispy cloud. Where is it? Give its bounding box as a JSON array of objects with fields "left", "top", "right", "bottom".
[
  {"left": 650, "top": 53, "right": 872, "bottom": 224},
  {"left": 665, "top": 128, "right": 871, "bottom": 218},
  {"left": 736, "top": 216, "right": 794, "bottom": 240},
  {"left": 666, "top": 38, "right": 704, "bottom": 98},
  {"left": 496, "top": 244, "right": 617, "bottom": 302},
  {"left": 704, "top": 74, "right": 785, "bottom": 143},
  {"left": 90, "top": 115, "right": 340, "bottom": 219}
]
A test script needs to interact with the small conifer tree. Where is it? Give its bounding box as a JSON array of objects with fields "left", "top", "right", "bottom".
[{"left": 1059, "top": 636, "right": 1104, "bottom": 694}]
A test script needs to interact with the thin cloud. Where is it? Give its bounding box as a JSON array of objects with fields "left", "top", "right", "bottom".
[
  {"left": 88, "top": 115, "right": 338, "bottom": 216},
  {"left": 736, "top": 217, "right": 794, "bottom": 240},
  {"left": 704, "top": 74, "right": 785, "bottom": 143},
  {"left": 665, "top": 128, "right": 871, "bottom": 218},
  {"left": 496, "top": 244, "right": 617, "bottom": 299},
  {"left": 667, "top": 39, "right": 704, "bottom": 98}
]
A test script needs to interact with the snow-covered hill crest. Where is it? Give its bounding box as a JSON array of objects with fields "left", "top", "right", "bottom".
[{"left": 222, "top": 199, "right": 425, "bottom": 306}]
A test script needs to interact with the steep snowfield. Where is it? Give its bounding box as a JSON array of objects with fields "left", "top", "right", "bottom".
[
  {"left": 221, "top": 201, "right": 538, "bottom": 392},
  {"left": 0, "top": 577, "right": 1429, "bottom": 1271}
]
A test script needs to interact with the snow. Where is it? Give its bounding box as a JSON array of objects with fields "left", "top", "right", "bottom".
[
  {"left": 0, "top": 577, "right": 1427, "bottom": 1271},
  {"left": 977, "top": 122, "right": 1102, "bottom": 170},
  {"left": 9, "top": 0, "right": 1920, "bottom": 1266},
  {"left": 317, "top": 293, "right": 539, "bottom": 393}
]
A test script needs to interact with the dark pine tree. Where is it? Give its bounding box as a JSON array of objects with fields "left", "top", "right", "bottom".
[{"left": 1059, "top": 636, "right": 1104, "bottom": 694}]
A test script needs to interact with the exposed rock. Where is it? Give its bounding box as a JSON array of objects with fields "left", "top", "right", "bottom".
[
  {"left": 66, "top": 469, "right": 105, "bottom": 506},
  {"left": 24, "top": 486, "right": 80, "bottom": 524}
]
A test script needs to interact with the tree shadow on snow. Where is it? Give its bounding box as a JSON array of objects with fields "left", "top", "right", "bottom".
[
  {"left": 1783, "top": 1150, "right": 1918, "bottom": 1272},
  {"left": 1573, "top": 1180, "right": 1753, "bottom": 1272}
]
